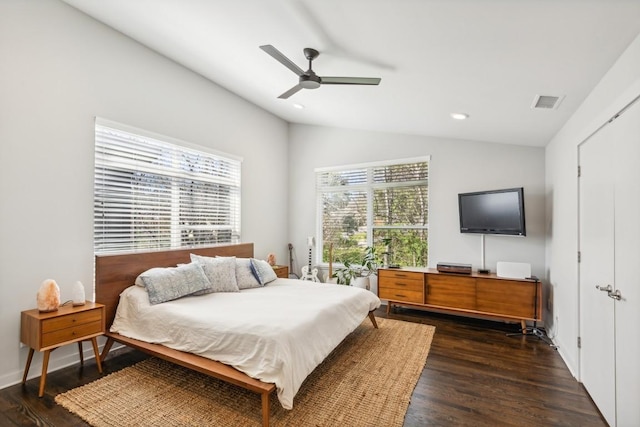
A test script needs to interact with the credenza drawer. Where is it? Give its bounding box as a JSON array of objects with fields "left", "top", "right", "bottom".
[
  {"left": 379, "top": 277, "right": 423, "bottom": 293},
  {"left": 378, "top": 269, "right": 424, "bottom": 303},
  {"left": 379, "top": 287, "right": 424, "bottom": 304},
  {"left": 378, "top": 269, "right": 424, "bottom": 281}
]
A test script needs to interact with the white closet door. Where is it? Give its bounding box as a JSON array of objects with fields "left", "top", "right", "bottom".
[
  {"left": 611, "top": 99, "right": 640, "bottom": 426},
  {"left": 579, "top": 123, "right": 616, "bottom": 426}
]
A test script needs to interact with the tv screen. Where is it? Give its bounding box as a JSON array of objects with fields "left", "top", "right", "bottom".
[{"left": 458, "top": 187, "right": 526, "bottom": 236}]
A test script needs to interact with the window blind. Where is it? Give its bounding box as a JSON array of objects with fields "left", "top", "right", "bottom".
[{"left": 94, "top": 121, "right": 241, "bottom": 254}]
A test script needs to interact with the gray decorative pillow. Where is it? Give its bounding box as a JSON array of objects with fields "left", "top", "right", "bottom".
[
  {"left": 189, "top": 255, "right": 239, "bottom": 294},
  {"left": 139, "top": 263, "right": 212, "bottom": 305},
  {"left": 234, "top": 258, "right": 262, "bottom": 289},
  {"left": 250, "top": 258, "right": 278, "bottom": 285}
]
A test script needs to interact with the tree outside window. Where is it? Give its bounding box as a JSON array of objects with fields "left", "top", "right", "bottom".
[{"left": 317, "top": 158, "right": 429, "bottom": 268}]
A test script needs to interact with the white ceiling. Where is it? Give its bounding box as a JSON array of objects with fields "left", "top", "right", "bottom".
[{"left": 62, "top": 0, "right": 640, "bottom": 147}]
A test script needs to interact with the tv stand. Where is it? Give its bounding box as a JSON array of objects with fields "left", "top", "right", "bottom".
[{"left": 378, "top": 268, "right": 541, "bottom": 330}]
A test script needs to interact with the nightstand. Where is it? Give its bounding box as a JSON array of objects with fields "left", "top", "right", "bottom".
[
  {"left": 20, "top": 302, "right": 105, "bottom": 397},
  {"left": 272, "top": 265, "right": 289, "bottom": 278}
]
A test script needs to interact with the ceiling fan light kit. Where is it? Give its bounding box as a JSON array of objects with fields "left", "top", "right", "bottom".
[{"left": 259, "top": 45, "right": 381, "bottom": 99}]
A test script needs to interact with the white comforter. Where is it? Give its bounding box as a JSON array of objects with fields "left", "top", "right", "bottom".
[{"left": 110, "top": 278, "right": 381, "bottom": 409}]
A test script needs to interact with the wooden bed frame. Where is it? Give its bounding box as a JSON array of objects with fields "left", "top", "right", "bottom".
[{"left": 95, "top": 243, "right": 378, "bottom": 427}]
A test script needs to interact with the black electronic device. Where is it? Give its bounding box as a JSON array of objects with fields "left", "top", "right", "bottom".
[
  {"left": 436, "top": 262, "right": 472, "bottom": 275},
  {"left": 458, "top": 187, "right": 526, "bottom": 236}
]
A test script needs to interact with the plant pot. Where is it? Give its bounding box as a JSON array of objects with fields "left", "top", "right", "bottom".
[{"left": 353, "top": 276, "right": 370, "bottom": 290}]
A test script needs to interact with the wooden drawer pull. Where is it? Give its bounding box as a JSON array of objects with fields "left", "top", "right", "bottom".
[{"left": 395, "top": 294, "right": 407, "bottom": 298}]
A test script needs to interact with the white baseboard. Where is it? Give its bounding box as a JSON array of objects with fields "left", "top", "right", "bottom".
[{"left": 0, "top": 340, "right": 125, "bottom": 391}]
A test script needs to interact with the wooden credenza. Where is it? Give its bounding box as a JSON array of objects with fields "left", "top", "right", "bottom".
[{"left": 378, "top": 268, "right": 541, "bottom": 328}]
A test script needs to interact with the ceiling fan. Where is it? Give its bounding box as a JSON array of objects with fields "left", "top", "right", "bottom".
[{"left": 259, "top": 45, "right": 381, "bottom": 99}]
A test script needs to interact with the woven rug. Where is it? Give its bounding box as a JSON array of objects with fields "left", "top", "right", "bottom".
[{"left": 56, "top": 317, "right": 435, "bottom": 427}]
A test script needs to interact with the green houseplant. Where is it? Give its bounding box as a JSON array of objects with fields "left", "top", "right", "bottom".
[{"left": 332, "top": 246, "right": 378, "bottom": 288}]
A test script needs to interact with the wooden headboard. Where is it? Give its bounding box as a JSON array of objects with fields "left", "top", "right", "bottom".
[{"left": 95, "top": 243, "right": 254, "bottom": 327}]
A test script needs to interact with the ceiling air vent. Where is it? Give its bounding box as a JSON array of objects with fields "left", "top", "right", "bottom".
[{"left": 531, "top": 94, "right": 564, "bottom": 110}]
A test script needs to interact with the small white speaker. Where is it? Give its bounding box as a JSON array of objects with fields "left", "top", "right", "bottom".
[{"left": 496, "top": 262, "right": 531, "bottom": 279}]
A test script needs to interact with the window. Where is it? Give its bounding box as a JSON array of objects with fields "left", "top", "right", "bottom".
[
  {"left": 94, "top": 119, "right": 241, "bottom": 254},
  {"left": 316, "top": 157, "right": 429, "bottom": 267}
]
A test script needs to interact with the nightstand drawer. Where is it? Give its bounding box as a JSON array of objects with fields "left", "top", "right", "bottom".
[
  {"left": 379, "top": 287, "right": 423, "bottom": 304},
  {"left": 42, "top": 309, "right": 102, "bottom": 333},
  {"left": 41, "top": 320, "right": 103, "bottom": 348}
]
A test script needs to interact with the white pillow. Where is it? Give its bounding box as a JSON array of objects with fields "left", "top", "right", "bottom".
[
  {"left": 190, "top": 254, "right": 262, "bottom": 290},
  {"left": 188, "top": 255, "right": 239, "bottom": 294},
  {"left": 233, "top": 258, "right": 262, "bottom": 289}
]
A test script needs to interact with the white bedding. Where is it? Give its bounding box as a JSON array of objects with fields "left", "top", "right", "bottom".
[{"left": 110, "top": 278, "right": 381, "bottom": 409}]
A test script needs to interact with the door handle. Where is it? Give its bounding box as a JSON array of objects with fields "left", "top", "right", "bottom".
[
  {"left": 596, "top": 284, "right": 612, "bottom": 292},
  {"left": 607, "top": 289, "right": 622, "bottom": 301}
]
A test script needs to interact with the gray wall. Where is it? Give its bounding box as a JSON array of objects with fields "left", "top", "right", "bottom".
[
  {"left": 0, "top": 0, "right": 289, "bottom": 387},
  {"left": 287, "top": 124, "right": 546, "bottom": 295},
  {"left": 544, "top": 33, "right": 640, "bottom": 376}
]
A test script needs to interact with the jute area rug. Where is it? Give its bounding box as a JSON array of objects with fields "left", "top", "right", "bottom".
[{"left": 56, "top": 317, "right": 435, "bottom": 427}]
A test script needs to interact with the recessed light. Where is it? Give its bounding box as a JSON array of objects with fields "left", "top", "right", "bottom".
[
  {"left": 293, "top": 103, "right": 305, "bottom": 110},
  {"left": 450, "top": 113, "right": 469, "bottom": 120}
]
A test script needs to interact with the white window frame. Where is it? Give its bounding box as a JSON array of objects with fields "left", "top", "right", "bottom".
[
  {"left": 315, "top": 156, "right": 430, "bottom": 267},
  {"left": 94, "top": 117, "right": 242, "bottom": 255}
]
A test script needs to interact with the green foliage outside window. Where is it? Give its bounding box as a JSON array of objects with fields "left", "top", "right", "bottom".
[{"left": 319, "top": 159, "right": 429, "bottom": 268}]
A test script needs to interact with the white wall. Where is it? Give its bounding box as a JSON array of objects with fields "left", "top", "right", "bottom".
[
  {"left": 0, "top": 0, "right": 288, "bottom": 388},
  {"left": 287, "top": 124, "right": 546, "bottom": 295},
  {"left": 545, "top": 33, "right": 640, "bottom": 376}
]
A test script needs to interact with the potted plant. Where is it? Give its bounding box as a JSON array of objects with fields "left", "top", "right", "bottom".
[{"left": 332, "top": 246, "right": 378, "bottom": 289}]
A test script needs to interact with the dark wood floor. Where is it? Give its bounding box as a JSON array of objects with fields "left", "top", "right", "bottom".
[{"left": 1, "top": 306, "right": 606, "bottom": 426}]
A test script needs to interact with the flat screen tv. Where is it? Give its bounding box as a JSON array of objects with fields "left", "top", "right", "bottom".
[{"left": 458, "top": 187, "right": 526, "bottom": 236}]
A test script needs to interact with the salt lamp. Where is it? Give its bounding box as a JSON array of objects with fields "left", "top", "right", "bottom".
[
  {"left": 37, "top": 279, "right": 60, "bottom": 312},
  {"left": 72, "top": 281, "right": 86, "bottom": 306}
]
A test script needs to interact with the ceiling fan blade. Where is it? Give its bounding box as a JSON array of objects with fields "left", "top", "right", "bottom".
[
  {"left": 278, "top": 84, "right": 304, "bottom": 99},
  {"left": 321, "top": 76, "right": 381, "bottom": 85},
  {"left": 260, "top": 45, "right": 304, "bottom": 76}
]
